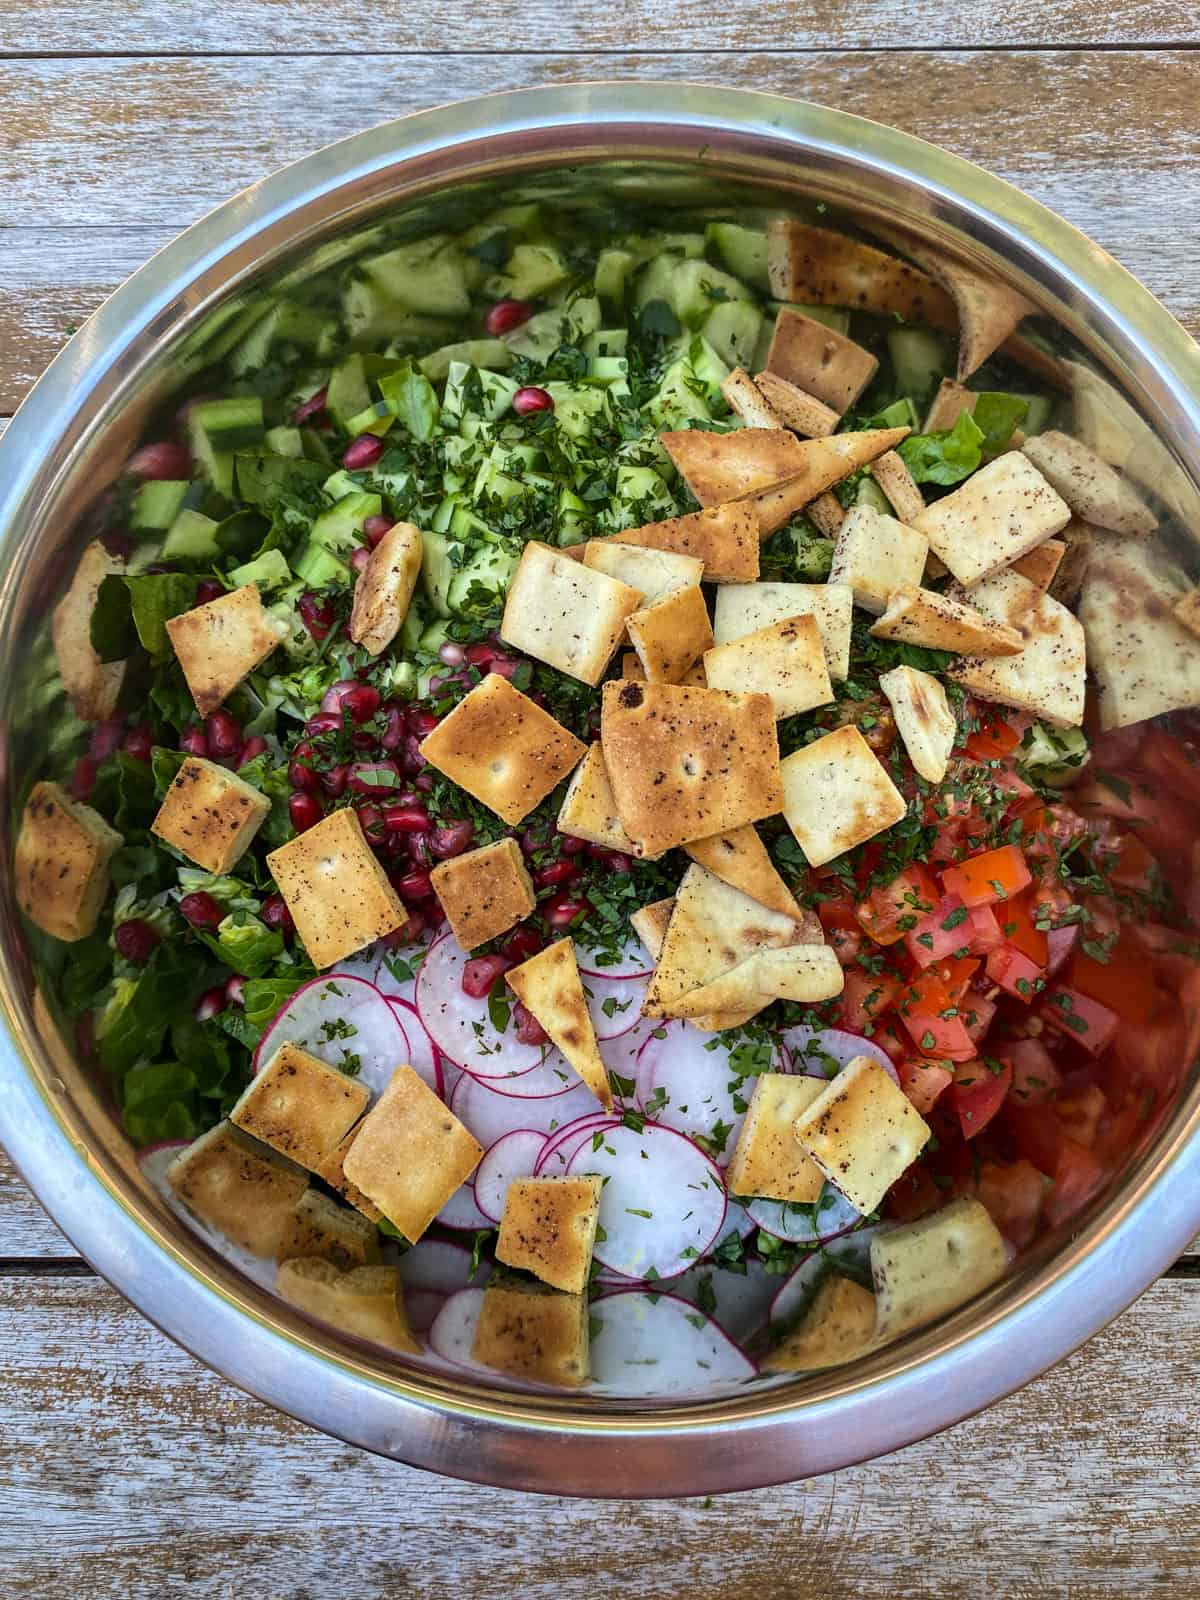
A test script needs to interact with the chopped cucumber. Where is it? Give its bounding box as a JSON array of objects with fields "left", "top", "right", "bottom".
[
  {"left": 504, "top": 296, "right": 601, "bottom": 361},
  {"left": 447, "top": 543, "right": 517, "bottom": 617},
  {"left": 633, "top": 255, "right": 684, "bottom": 312},
  {"left": 668, "top": 259, "right": 753, "bottom": 328},
  {"left": 293, "top": 490, "right": 381, "bottom": 587},
  {"left": 360, "top": 235, "right": 471, "bottom": 317},
  {"left": 443, "top": 361, "right": 520, "bottom": 422},
  {"left": 130, "top": 480, "right": 189, "bottom": 533},
  {"left": 595, "top": 248, "right": 636, "bottom": 313},
  {"left": 264, "top": 425, "right": 304, "bottom": 458},
  {"left": 855, "top": 477, "right": 893, "bottom": 514},
  {"left": 485, "top": 242, "right": 569, "bottom": 302},
  {"left": 706, "top": 223, "right": 771, "bottom": 294},
  {"left": 1011, "top": 392, "right": 1055, "bottom": 436},
  {"left": 703, "top": 301, "right": 762, "bottom": 370},
  {"left": 230, "top": 549, "right": 292, "bottom": 591},
  {"left": 418, "top": 340, "right": 512, "bottom": 382},
  {"left": 421, "top": 529, "right": 457, "bottom": 618},
  {"left": 162, "top": 510, "right": 220, "bottom": 562},
  {"left": 191, "top": 397, "right": 265, "bottom": 454},
  {"left": 326, "top": 355, "right": 372, "bottom": 432},
  {"left": 888, "top": 327, "right": 953, "bottom": 402},
  {"left": 585, "top": 328, "right": 629, "bottom": 359}
]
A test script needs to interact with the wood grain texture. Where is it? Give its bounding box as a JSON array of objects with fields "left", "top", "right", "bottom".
[
  {"left": 2, "top": 51, "right": 1198, "bottom": 411},
  {"left": 0, "top": 1271, "right": 1195, "bottom": 1598},
  {"left": 1, "top": 0, "right": 1195, "bottom": 53}
]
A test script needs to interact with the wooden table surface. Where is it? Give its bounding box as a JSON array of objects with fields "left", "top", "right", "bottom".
[{"left": 2, "top": 6, "right": 1199, "bottom": 1593}]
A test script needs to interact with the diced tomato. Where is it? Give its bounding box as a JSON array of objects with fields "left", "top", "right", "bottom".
[
  {"left": 950, "top": 1057, "right": 1013, "bottom": 1140},
  {"left": 1003, "top": 1100, "right": 1062, "bottom": 1177},
  {"left": 838, "top": 968, "right": 902, "bottom": 1033},
  {"left": 1006, "top": 1037, "right": 1062, "bottom": 1105},
  {"left": 1028, "top": 877, "right": 1076, "bottom": 931},
  {"left": 985, "top": 944, "right": 1045, "bottom": 1003},
  {"left": 896, "top": 971, "right": 976, "bottom": 1061},
  {"left": 970, "top": 1158, "right": 1046, "bottom": 1249},
  {"left": 1136, "top": 728, "right": 1200, "bottom": 813},
  {"left": 1105, "top": 1011, "right": 1190, "bottom": 1100},
  {"left": 1055, "top": 1083, "right": 1108, "bottom": 1149},
  {"left": 989, "top": 762, "right": 1035, "bottom": 807},
  {"left": 1040, "top": 986, "right": 1120, "bottom": 1057},
  {"left": 1043, "top": 1136, "right": 1106, "bottom": 1228},
  {"left": 903, "top": 894, "right": 970, "bottom": 969},
  {"left": 1105, "top": 831, "right": 1157, "bottom": 893},
  {"left": 994, "top": 891, "right": 1049, "bottom": 966},
  {"left": 886, "top": 1163, "right": 944, "bottom": 1223},
  {"left": 962, "top": 989, "right": 997, "bottom": 1041},
  {"left": 872, "top": 1017, "right": 910, "bottom": 1066},
  {"left": 854, "top": 865, "right": 938, "bottom": 946},
  {"left": 931, "top": 954, "right": 981, "bottom": 1005},
  {"left": 1046, "top": 924, "right": 1079, "bottom": 977},
  {"left": 898, "top": 1056, "right": 955, "bottom": 1115},
  {"left": 941, "top": 843, "right": 1032, "bottom": 908},
  {"left": 816, "top": 896, "right": 864, "bottom": 964},
  {"left": 965, "top": 903, "right": 1003, "bottom": 954},
  {"left": 929, "top": 818, "right": 969, "bottom": 865},
  {"left": 964, "top": 713, "right": 1022, "bottom": 761},
  {"left": 1073, "top": 772, "right": 1192, "bottom": 872},
  {"left": 1067, "top": 938, "right": 1159, "bottom": 1026}
]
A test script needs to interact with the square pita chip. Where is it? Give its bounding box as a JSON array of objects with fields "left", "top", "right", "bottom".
[
  {"left": 165, "top": 583, "right": 286, "bottom": 717},
  {"left": 626, "top": 583, "right": 714, "bottom": 684},
  {"left": 266, "top": 806, "right": 406, "bottom": 969},
  {"left": 342, "top": 1066, "right": 483, "bottom": 1243},
  {"left": 767, "top": 222, "right": 956, "bottom": 338},
  {"left": 500, "top": 541, "right": 641, "bottom": 684},
  {"left": 277, "top": 1259, "right": 420, "bottom": 1354},
  {"left": 1010, "top": 538, "right": 1065, "bottom": 591},
  {"left": 229, "top": 1041, "right": 370, "bottom": 1174},
  {"left": 556, "top": 741, "right": 641, "bottom": 857},
  {"left": 276, "top": 1188, "right": 380, "bottom": 1271},
  {"left": 507, "top": 938, "right": 612, "bottom": 1110},
  {"left": 793, "top": 1055, "right": 932, "bottom": 1214},
  {"left": 15, "top": 781, "right": 122, "bottom": 943},
  {"left": 780, "top": 726, "right": 907, "bottom": 867},
  {"left": 879, "top": 665, "right": 956, "bottom": 785},
  {"left": 1023, "top": 431, "right": 1156, "bottom": 538},
  {"left": 683, "top": 824, "right": 801, "bottom": 920},
  {"left": 948, "top": 567, "right": 1086, "bottom": 728},
  {"left": 472, "top": 1282, "right": 589, "bottom": 1388},
  {"left": 496, "top": 1175, "right": 604, "bottom": 1294},
  {"left": 725, "top": 1073, "right": 827, "bottom": 1204},
  {"left": 166, "top": 1121, "right": 310, "bottom": 1259},
  {"left": 660, "top": 427, "right": 808, "bottom": 505},
  {"left": 827, "top": 504, "right": 929, "bottom": 616},
  {"left": 913, "top": 453, "right": 1071, "bottom": 585},
  {"left": 762, "top": 1273, "right": 878, "bottom": 1372},
  {"left": 712, "top": 582, "right": 853, "bottom": 681},
  {"left": 151, "top": 755, "right": 270, "bottom": 875},
  {"left": 870, "top": 583, "right": 1022, "bottom": 658},
  {"left": 703, "top": 612, "right": 834, "bottom": 718},
  {"left": 871, "top": 1196, "right": 1007, "bottom": 1341},
  {"left": 600, "top": 680, "right": 783, "bottom": 857},
  {"left": 314, "top": 1125, "right": 383, "bottom": 1225},
  {"left": 419, "top": 673, "right": 587, "bottom": 825},
  {"left": 430, "top": 837, "right": 536, "bottom": 952},
  {"left": 582, "top": 540, "right": 702, "bottom": 604},
  {"left": 605, "top": 502, "right": 760, "bottom": 583},
  {"left": 765, "top": 306, "right": 879, "bottom": 413}
]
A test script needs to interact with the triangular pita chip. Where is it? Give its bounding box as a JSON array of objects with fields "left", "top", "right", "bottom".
[
  {"left": 1078, "top": 534, "right": 1200, "bottom": 729},
  {"left": 767, "top": 221, "right": 956, "bottom": 331},
  {"left": 1009, "top": 538, "right": 1064, "bottom": 591},
  {"left": 626, "top": 583, "right": 714, "bottom": 684},
  {"left": 664, "top": 944, "right": 844, "bottom": 1019},
  {"left": 751, "top": 428, "right": 911, "bottom": 535},
  {"left": 582, "top": 540, "right": 702, "bottom": 604},
  {"left": 660, "top": 427, "right": 809, "bottom": 505},
  {"left": 912, "top": 452, "right": 1071, "bottom": 586},
  {"left": 556, "top": 741, "right": 642, "bottom": 857},
  {"left": 642, "top": 863, "right": 801, "bottom": 1017},
  {"left": 506, "top": 938, "right": 612, "bottom": 1111},
  {"left": 605, "top": 502, "right": 759, "bottom": 583},
  {"left": 924, "top": 379, "right": 977, "bottom": 434},
  {"left": 948, "top": 568, "right": 1086, "bottom": 728},
  {"left": 600, "top": 680, "right": 783, "bottom": 857},
  {"left": 702, "top": 612, "right": 834, "bottom": 718},
  {"left": 1022, "top": 431, "right": 1157, "bottom": 538},
  {"left": 683, "top": 825, "right": 801, "bottom": 920},
  {"left": 721, "top": 368, "right": 785, "bottom": 430},
  {"left": 879, "top": 665, "right": 956, "bottom": 785},
  {"left": 870, "top": 584, "right": 1023, "bottom": 658},
  {"left": 629, "top": 894, "right": 755, "bottom": 1032},
  {"left": 754, "top": 370, "right": 840, "bottom": 437}
]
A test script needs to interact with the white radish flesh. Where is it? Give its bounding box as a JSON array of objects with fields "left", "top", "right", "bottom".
[
  {"left": 473, "top": 1129, "right": 547, "bottom": 1222},
  {"left": 589, "top": 1290, "right": 756, "bottom": 1394},
  {"left": 254, "top": 974, "right": 406, "bottom": 1097}
]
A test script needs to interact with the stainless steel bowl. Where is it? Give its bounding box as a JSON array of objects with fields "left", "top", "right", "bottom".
[{"left": 2, "top": 83, "right": 1200, "bottom": 1498}]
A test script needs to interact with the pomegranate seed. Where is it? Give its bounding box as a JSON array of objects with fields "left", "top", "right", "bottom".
[
  {"left": 513, "top": 1001, "right": 549, "bottom": 1046},
  {"left": 349, "top": 760, "right": 402, "bottom": 796},
  {"left": 406, "top": 707, "right": 441, "bottom": 737},
  {"left": 485, "top": 298, "right": 534, "bottom": 336},
  {"left": 289, "top": 791, "right": 324, "bottom": 832},
  {"left": 408, "top": 833, "right": 434, "bottom": 868},
  {"left": 342, "top": 684, "right": 381, "bottom": 723},
  {"left": 349, "top": 546, "right": 371, "bottom": 574},
  {"left": 179, "top": 725, "right": 208, "bottom": 758},
  {"left": 464, "top": 642, "right": 497, "bottom": 667},
  {"left": 462, "top": 953, "right": 512, "bottom": 1000},
  {"left": 195, "top": 579, "right": 225, "bottom": 607},
  {"left": 288, "top": 741, "right": 320, "bottom": 792},
  {"left": 363, "top": 514, "right": 394, "bottom": 548},
  {"left": 89, "top": 719, "right": 124, "bottom": 761},
  {"left": 534, "top": 859, "right": 579, "bottom": 889},
  {"left": 430, "top": 820, "right": 474, "bottom": 859},
  {"left": 413, "top": 772, "right": 434, "bottom": 793},
  {"left": 395, "top": 868, "right": 434, "bottom": 900},
  {"left": 358, "top": 803, "right": 386, "bottom": 845},
  {"left": 70, "top": 755, "right": 97, "bottom": 801},
  {"left": 402, "top": 734, "right": 429, "bottom": 775},
  {"left": 381, "top": 912, "right": 425, "bottom": 947},
  {"left": 238, "top": 735, "right": 267, "bottom": 765},
  {"left": 122, "top": 724, "right": 154, "bottom": 763},
  {"left": 321, "top": 762, "right": 350, "bottom": 797},
  {"left": 502, "top": 926, "right": 544, "bottom": 962},
  {"left": 305, "top": 710, "right": 344, "bottom": 738},
  {"left": 342, "top": 434, "right": 383, "bottom": 471},
  {"left": 438, "top": 640, "right": 466, "bottom": 667},
  {"left": 381, "top": 705, "right": 406, "bottom": 750},
  {"left": 559, "top": 834, "right": 586, "bottom": 855},
  {"left": 293, "top": 386, "right": 327, "bottom": 424},
  {"left": 101, "top": 529, "right": 136, "bottom": 562},
  {"left": 126, "top": 441, "right": 192, "bottom": 480},
  {"left": 542, "top": 892, "right": 590, "bottom": 930},
  {"left": 225, "top": 975, "right": 246, "bottom": 1006},
  {"left": 604, "top": 851, "right": 635, "bottom": 874},
  {"left": 194, "top": 986, "right": 228, "bottom": 1022},
  {"left": 261, "top": 894, "right": 294, "bottom": 934},
  {"left": 179, "top": 892, "right": 223, "bottom": 931},
  {"left": 513, "top": 386, "right": 554, "bottom": 417},
  {"left": 384, "top": 801, "right": 431, "bottom": 833},
  {"left": 114, "top": 918, "right": 160, "bottom": 964},
  {"left": 520, "top": 824, "right": 550, "bottom": 858},
  {"left": 205, "top": 709, "right": 242, "bottom": 758},
  {"left": 298, "top": 592, "right": 335, "bottom": 642}
]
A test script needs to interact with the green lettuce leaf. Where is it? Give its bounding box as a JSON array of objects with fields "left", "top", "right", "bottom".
[
  {"left": 91, "top": 574, "right": 200, "bottom": 665},
  {"left": 972, "top": 392, "right": 1030, "bottom": 460},
  {"left": 96, "top": 944, "right": 192, "bottom": 1073},
  {"left": 897, "top": 411, "right": 986, "bottom": 486},
  {"left": 196, "top": 911, "right": 284, "bottom": 979},
  {"left": 380, "top": 363, "right": 441, "bottom": 442}
]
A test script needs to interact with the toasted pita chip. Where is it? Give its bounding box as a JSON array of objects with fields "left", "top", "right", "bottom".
[
  {"left": 499, "top": 541, "right": 641, "bottom": 685},
  {"left": 16, "top": 782, "right": 122, "bottom": 943},
  {"left": 1048, "top": 519, "right": 1094, "bottom": 607},
  {"left": 780, "top": 726, "right": 907, "bottom": 868},
  {"left": 725, "top": 1074, "right": 827, "bottom": 1204},
  {"left": 765, "top": 307, "right": 878, "bottom": 414},
  {"left": 683, "top": 825, "right": 801, "bottom": 920},
  {"left": 713, "top": 582, "right": 853, "bottom": 680},
  {"left": 767, "top": 221, "right": 956, "bottom": 333},
  {"left": 496, "top": 1175, "right": 603, "bottom": 1295},
  {"left": 277, "top": 1260, "right": 420, "bottom": 1354},
  {"left": 600, "top": 680, "right": 783, "bottom": 857},
  {"left": 626, "top": 583, "right": 714, "bottom": 684},
  {"left": 762, "top": 1273, "right": 878, "bottom": 1372},
  {"left": 642, "top": 863, "right": 800, "bottom": 1017},
  {"left": 703, "top": 611, "right": 834, "bottom": 718},
  {"left": 751, "top": 428, "right": 911, "bottom": 536},
  {"left": 913, "top": 452, "right": 1071, "bottom": 585},
  {"left": 630, "top": 892, "right": 765, "bottom": 1034},
  {"left": 1078, "top": 533, "right": 1200, "bottom": 729},
  {"left": 871, "top": 1197, "right": 1007, "bottom": 1342},
  {"left": 807, "top": 491, "right": 846, "bottom": 538},
  {"left": 348, "top": 519, "right": 422, "bottom": 655},
  {"left": 472, "top": 1281, "right": 589, "bottom": 1388},
  {"left": 870, "top": 583, "right": 1023, "bottom": 658},
  {"left": 924, "top": 379, "right": 978, "bottom": 434},
  {"left": 869, "top": 450, "right": 925, "bottom": 524},
  {"left": 556, "top": 741, "right": 642, "bottom": 857},
  {"left": 1174, "top": 591, "right": 1200, "bottom": 641},
  {"left": 828, "top": 505, "right": 928, "bottom": 616},
  {"left": 753, "top": 370, "right": 840, "bottom": 437},
  {"left": 52, "top": 541, "right": 127, "bottom": 721},
  {"left": 665, "top": 944, "right": 844, "bottom": 1018},
  {"left": 879, "top": 665, "right": 956, "bottom": 785},
  {"left": 1022, "top": 431, "right": 1157, "bottom": 538},
  {"left": 660, "top": 427, "right": 809, "bottom": 506},
  {"left": 582, "top": 540, "right": 702, "bottom": 606},
  {"left": 507, "top": 938, "right": 612, "bottom": 1111},
  {"left": 1004, "top": 333, "right": 1073, "bottom": 394},
  {"left": 793, "top": 1056, "right": 931, "bottom": 1215},
  {"left": 604, "top": 502, "right": 759, "bottom": 583},
  {"left": 721, "top": 367, "right": 785, "bottom": 430},
  {"left": 948, "top": 568, "right": 1086, "bottom": 728},
  {"left": 620, "top": 650, "right": 704, "bottom": 687},
  {"left": 1010, "top": 538, "right": 1065, "bottom": 591}
]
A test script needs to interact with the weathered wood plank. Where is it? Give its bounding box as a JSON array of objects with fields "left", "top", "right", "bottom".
[
  {"left": 0, "top": 1272, "right": 1195, "bottom": 1596},
  {"left": 0, "top": 1149, "right": 71, "bottom": 1258},
  {"left": 0, "top": 0, "right": 1194, "bottom": 53},
  {"left": 1, "top": 51, "right": 1197, "bottom": 411}
]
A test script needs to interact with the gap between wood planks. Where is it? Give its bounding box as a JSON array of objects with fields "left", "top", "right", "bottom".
[{"left": 0, "top": 41, "right": 1197, "bottom": 59}]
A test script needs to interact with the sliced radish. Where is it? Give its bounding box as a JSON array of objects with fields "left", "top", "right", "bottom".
[
  {"left": 473, "top": 1129, "right": 547, "bottom": 1222},
  {"left": 582, "top": 971, "right": 648, "bottom": 1040},
  {"left": 746, "top": 1183, "right": 861, "bottom": 1245},
  {"left": 254, "top": 974, "right": 406, "bottom": 1096},
  {"left": 565, "top": 1123, "right": 727, "bottom": 1279},
  {"left": 437, "top": 1179, "right": 493, "bottom": 1232},
  {"left": 600, "top": 1015, "right": 661, "bottom": 1105},
  {"left": 783, "top": 1024, "right": 899, "bottom": 1084},
  {"left": 537, "top": 1113, "right": 623, "bottom": 1177},
  {"left": 387, "top": 998, "right": 443, "bottom": 1098},
  {"left": 428, "top": 1287, "right": 487, "bottom": 1368},
  {"left": 670, "top": 1256, "right": 780, "bottom": 1346},
  {"left": 724, "top": 1198, "right": 758, "bottom": 1241},
  {"left": 767, "top": 1228, "right": 881, "bottom": 1329},
  {"left": 576, "top": 940, "right": 653, "bottom": 980},
  {"left": 463, "top": 1050, "right": 594, "bottom": 1099},
  {"left": 417, "top": 933, "right": 546, "bottom": 1076},
  {"left": 326, "top": 949, "right": 384, "bottom": 987},
  {"left": 451, "top": 1073, "right": 598, "bottom": 1148},
  {"left": 397, "top": 1237, "right": 491, "bottom": 1294},
  {"left": 404, "top": 1288, "right": 446, "bottom": 1335},
  {"left": 641, "top": 1023, "right": 783, "bottom": 1163},
  {"left": 589, "top": 1290, "right": 756, "bottom": 1394}
]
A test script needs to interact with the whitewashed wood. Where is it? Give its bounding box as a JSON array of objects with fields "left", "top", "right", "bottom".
[
  {"left": 0, "top": 1150, "right": 70, "bottom": 1257},
  {"left": 0, "top": 0, "right": 1193, "bottom": 52},
  {"left": 0, "top": 1273, "right": 1195, "bottom": 1595}
]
